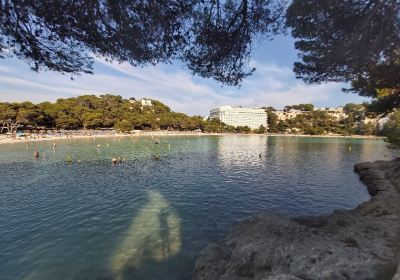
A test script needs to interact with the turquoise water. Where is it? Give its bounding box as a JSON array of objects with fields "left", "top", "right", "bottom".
[{"left": 0, "top": 135, "right": 398, "bottom": 280}]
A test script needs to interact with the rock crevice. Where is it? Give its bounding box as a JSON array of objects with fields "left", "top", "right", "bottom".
[{"left": 192, "top": 158, "right": 400, "bottom": 280}]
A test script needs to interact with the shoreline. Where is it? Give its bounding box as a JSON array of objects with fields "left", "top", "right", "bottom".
[
  {"left": 192, "top": 158, "right": 400, "bottom": 280},
  {"left": 0, "top": 130, "right": 385, "bottom": 145}
]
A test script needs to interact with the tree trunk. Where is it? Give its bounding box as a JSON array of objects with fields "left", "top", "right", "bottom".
[{"left": 0, "top": 122, "right": 7, "bottom": 133}]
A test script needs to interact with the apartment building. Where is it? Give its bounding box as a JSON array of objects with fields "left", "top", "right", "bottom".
[{"left": 210, "top": 106, "right": 268, "bottom": 129}]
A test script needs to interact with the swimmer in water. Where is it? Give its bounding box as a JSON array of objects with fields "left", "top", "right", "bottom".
[
  {"left": 33, "top": 150, "right": 39, "bottom": 159},
  {"left": 112, "top": 157, "right": 118, "bottom": 165}
]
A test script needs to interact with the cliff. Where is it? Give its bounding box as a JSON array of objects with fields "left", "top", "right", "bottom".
[{"left": 192, "top": 158, "right": 400, "bottom": 280}]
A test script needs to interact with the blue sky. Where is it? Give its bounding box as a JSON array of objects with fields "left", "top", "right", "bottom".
[{"left": 0, "top": 35, "right": 369, "bottom": 116}]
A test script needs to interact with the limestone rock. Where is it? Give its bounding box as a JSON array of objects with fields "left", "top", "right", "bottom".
[{"left": 192, "top": 158, "right": 400, "bottom": 280}]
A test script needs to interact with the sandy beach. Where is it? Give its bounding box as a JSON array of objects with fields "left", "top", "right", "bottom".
[
  {"left": 0, "top": 130, "right": 385, "bottom": 145},
  {"left": 0, "top": 131, "right": 207, "bottom": 145}
]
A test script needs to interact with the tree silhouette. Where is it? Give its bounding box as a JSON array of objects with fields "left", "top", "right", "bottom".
[
  {"left": 1, "top": 1, "right": 399, "bottom": 111},
  {"left": 286, "top": 0, "right": 399, "bottom": 111},
  {"left": 0, "top": 0, "right": 287, "bottom": 85}
]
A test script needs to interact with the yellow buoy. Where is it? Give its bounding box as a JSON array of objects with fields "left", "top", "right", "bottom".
[{"left": 66, "top": 155, "right": 73, "bottom": 163}]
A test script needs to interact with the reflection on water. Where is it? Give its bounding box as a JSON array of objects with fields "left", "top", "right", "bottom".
[
  {"left": 218, "top": 135, "right": 267, "bottom": 169},
  {"left": 110, "top": 191, "right": 181, "bottom": 280}
]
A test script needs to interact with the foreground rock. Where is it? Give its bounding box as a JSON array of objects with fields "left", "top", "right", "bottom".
[{"left": 193, "top": 158, "right": 400, "bottom": 280}]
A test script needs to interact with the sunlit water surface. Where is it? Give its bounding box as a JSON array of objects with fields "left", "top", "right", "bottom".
[{"left": 0, "top": 135, "right": 399, "bottom": 280}]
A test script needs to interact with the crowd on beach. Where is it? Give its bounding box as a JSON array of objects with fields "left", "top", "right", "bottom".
[
  {"left": 0, "top": 129, "right": 383, "bottom": 145},
  {"left": 21, "top": 129, "right": 116, "bottom": 139},
  {"left": 0, "top": 129, "right": 208, "bottom": 142}
]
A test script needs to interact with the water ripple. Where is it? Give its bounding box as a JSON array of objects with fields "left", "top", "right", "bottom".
[{"left": 0, "top": 135, "right": 398, "bottom": 280}]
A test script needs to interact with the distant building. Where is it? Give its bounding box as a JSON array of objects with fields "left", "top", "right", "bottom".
[
  {"left": 129, "top": 98, "right": 152, "bottom": 107},
  {"left": 274, "top": 109, "right": 302, "bottom": 121},
  {"left": 327, "top": 109, "right": 347, "bottom": 121},
  {"left": 210, "top": 106, "right": 268, "bottom": 129},
  {"left": 274, "top": 106, "right": 347, "bottom": 121},
  {"left": 140, "top": 98, "right": 152, "bottom": 107}
]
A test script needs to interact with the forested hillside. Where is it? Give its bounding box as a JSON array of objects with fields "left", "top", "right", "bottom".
[{"left": 0, "top": 94, "right": 241, "bottom": 133}]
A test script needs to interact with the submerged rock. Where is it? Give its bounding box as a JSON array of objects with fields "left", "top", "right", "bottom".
[{"left": 192, "top": 158, "right": 400, "bottom": 280}]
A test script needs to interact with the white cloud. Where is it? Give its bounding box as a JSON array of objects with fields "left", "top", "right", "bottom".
[
  {"left": 249, "top": 60, "right": 292, "bottom": 76},
  {"left": 0, "top": 57, "right": 369, "bottom": 116},
  {"left": 0, "top": 75, "right": 84, "bottom": 95}
]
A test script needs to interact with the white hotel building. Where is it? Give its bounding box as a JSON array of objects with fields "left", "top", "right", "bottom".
[{"left": 210, "top": 106, "right": 268, "bottom": 129}]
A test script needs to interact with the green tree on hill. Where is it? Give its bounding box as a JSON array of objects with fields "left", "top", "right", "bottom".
[
  {"left": 286, "top": 1, "right": 399, "bottom": 144},
  {"left": 82, "top": 112, "right": 104, "bottom": 129},
  {"left": 266, "top": 108, "right": 279, "bottom": 133},
  {"left": 284, "top": 104, "right": 314, "bottom": 112},
  {"left": 235, "top": 126, "right": 251, "bottom": 134},
  {"left": 341, "top": 103, "right": 367, "bottom": 135},
  {"left": 0, "top": 103, "right": 18, "bottom": 133},
  {"left": 357, "top": 122, "right": 378, "bottom": 136},
  {"left": 114, "top": 120, "right": 133, "bottom": 133},
  {"left": 255, "top": 125, "right": 266, "bottom": 134},
  {"left": 55, "top": 114, "right": 82, "bottom": 130},
  {"left": 382, "top": 112, "right": 400, "bottom": 148}
]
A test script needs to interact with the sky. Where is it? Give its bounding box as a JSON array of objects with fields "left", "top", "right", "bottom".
[{"left": 0, "top": 35, "right": 369, "bottom": 116}]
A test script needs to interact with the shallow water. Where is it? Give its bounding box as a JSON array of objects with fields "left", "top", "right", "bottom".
[{"left": 0, "top": 135, "right": 398, "bottom": 280}]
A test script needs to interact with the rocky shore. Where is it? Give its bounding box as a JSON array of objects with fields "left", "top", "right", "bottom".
[{"left": 192, "top": 158, "right": 400, "bottom": 280}]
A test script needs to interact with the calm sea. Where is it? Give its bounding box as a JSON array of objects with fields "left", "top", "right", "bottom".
[{"left": 0, "top": 135, "right": 398, "bottom": 280}]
